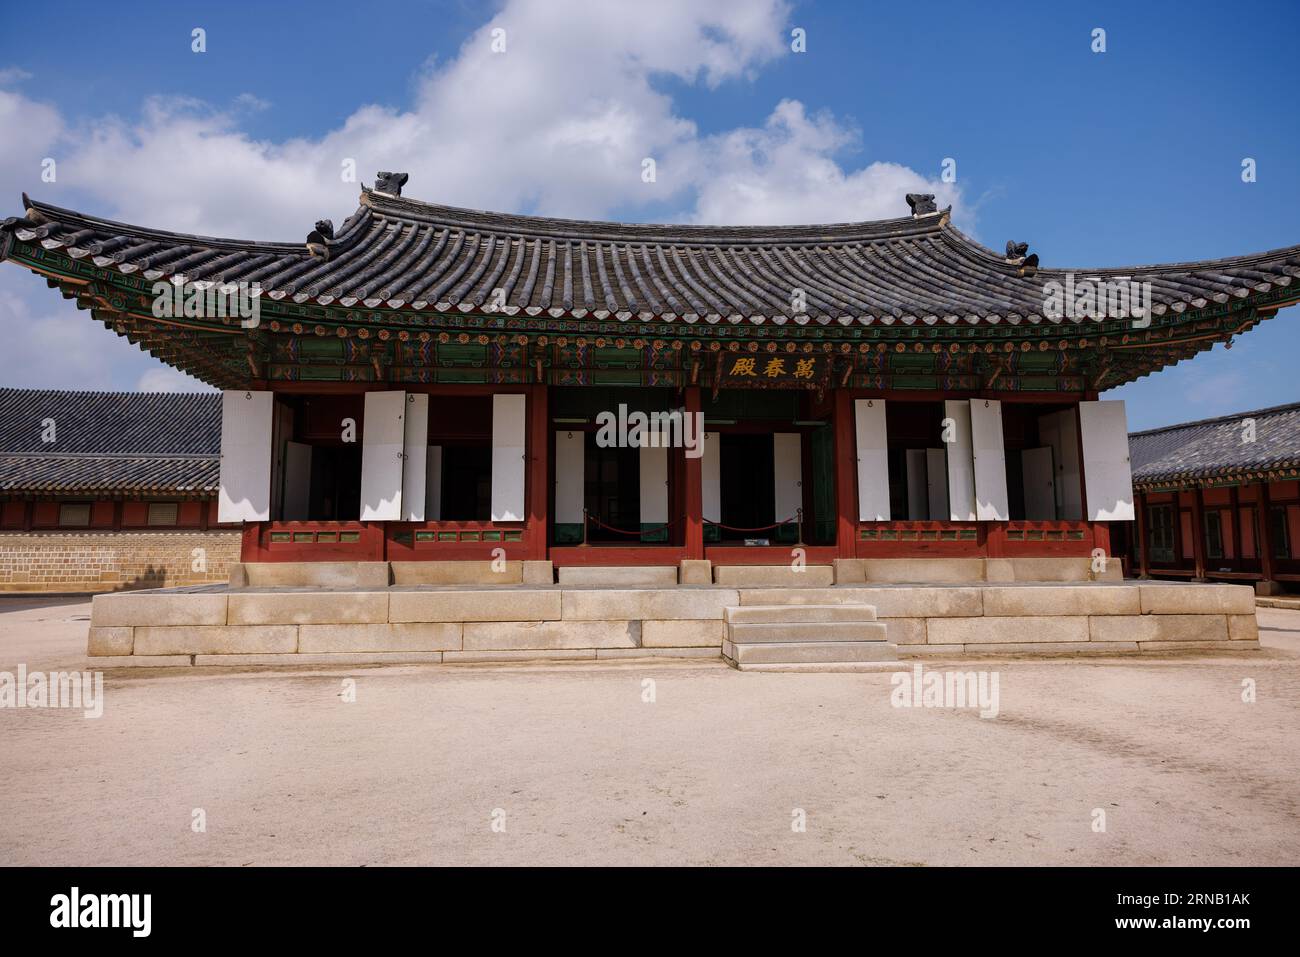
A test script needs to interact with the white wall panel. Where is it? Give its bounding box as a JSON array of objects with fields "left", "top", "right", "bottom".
[
  {"left": 905, "top": 449, "right": 928, "bottom": 520},
  {"left": 926, "top": 448, "right": 949, "bottom": 520},
  {"left": 1039, "top": 409, "right": 1082, "bottom": 520},
  {"left": 854, "top": 399, "right": 890, "bottom": 521},
  {"left": 639, "top": 445, "right": 669, "bottom": 524},
  {"left": 554, "top": 430, "right": 585, "bottom": 524},
  {"left": 773, "top": 433, "right": 803, "bottom": 522},
  {"left": 1079, "top": 399, "right": 1135, "bottom": 521},
  {"left": 218, "top": 390, "right": 274, "bottom": 522},
  {"left": 491, "top": 394, "right": 528, "bottom": 522},
  {"left": 701, "top": 431, "right": 721, "bottom": 522},
  {"left": 281, "top": 441, "right": 312, "bottom": 521}
]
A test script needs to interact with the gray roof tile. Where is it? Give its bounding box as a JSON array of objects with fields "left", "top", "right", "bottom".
[
  {"left": 8, "top": 189, "right": 1298, "bottom": 326},
  {"left": 0, "top": 389, "right": 219, "bottom": 496},
  {"left": 1130, "top": 402, "right": 1300, "bottom": 487}
]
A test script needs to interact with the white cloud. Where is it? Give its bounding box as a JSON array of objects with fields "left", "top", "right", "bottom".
[
  {"left": 0, "top": 0, "right": 965, "bottom": 389},
  {"left": 687, "top": 99, "right": 961, "bottom": 226},
  {"left": 135, "top": 366, "right": 208, "bottom": 393}
]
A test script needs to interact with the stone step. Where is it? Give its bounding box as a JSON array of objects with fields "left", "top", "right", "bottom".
[
  {"left": 557, "top": 565, "right": 676, "bottom": 587},
  {"left": 724, "top": 639, "right": 898, "bottom": 665},
  {"left": 727, "top": 620, "right": 889, "bottom": 644},
  {"left": 713, "top": 565, "right": 835, "bottom": 587},
  {"left": 734, "top": 661, "right": 904, "bottom": 673},
  {"left": 724, "top": 603, "right": 876, "bottom": 624}
]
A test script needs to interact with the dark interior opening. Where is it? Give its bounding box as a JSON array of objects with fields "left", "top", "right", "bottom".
[
  {"left": 276, "top": 394, "right": 364, "bottom": 521},
  {"left": 719, "top": 433, "right": 775, "bottom": 540},
  {"left": 884, "top": 401, "right": 945, "bottom": 520},
  {"left": 1001, "top": 401, "right": 1078, "bottom": 521},
  {"left": 306, "top": 446, "right": 362, "bottom": 520},
  {"left": 428, "top": 396, "right": 492, "bottom": 521},
  {"left": 584, "top": 434, "right": 640, "bottom": 542},
  {"left": 439, "top": 445, "right": 491, "bottom": 521}
]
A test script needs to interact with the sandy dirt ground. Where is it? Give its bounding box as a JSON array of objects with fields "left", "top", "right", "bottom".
[{"left": 1, "top": 595, "right": 1298, "bottom": 866}]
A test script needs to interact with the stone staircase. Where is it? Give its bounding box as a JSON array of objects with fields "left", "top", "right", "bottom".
[{"left": 722, "top": 601, "right": 897, "bottom": 671}]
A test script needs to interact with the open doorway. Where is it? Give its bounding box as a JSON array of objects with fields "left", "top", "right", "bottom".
[
  {"left": 274, "top": 394, "right": 363, "bottom": 521},
  {"left": 1001, "top": 403, "right": 1082, "bottom": 520},
  {"left": 585, "top": 436, "right": 643, "bottom": 542},
  {"left": 718, "top": 433, "right": 780, "bottom": 542},
  {"left": 425, "top": 396, "right": 493, "bottom": 521}
]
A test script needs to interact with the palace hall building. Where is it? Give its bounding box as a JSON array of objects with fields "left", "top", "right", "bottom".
[
  {"left": 1118, "top": 401, "right": 1300, "bottom": 594},
  {"left": 2, "top": 177, "right": 1297, "bottom": 582}
]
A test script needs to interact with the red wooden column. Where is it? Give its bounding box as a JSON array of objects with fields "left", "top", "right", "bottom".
[
  {"left": 1190, "top": 486, "right": 1207, "bottom": 581},
  {"left": 683, "top": 386, "right": 704, "bottom": 560},
  {"left": 1135, "top": 490, "right": 1150, "bottom": 578},
  {"left": 832, "top": 389, "right": 857, "bottom": 559},
  {"left": 526, "top": 383, "right": 549, "bottom": 561},
  {"left": 1257, "top": 479, "right": 1277, "bottom": 594}
]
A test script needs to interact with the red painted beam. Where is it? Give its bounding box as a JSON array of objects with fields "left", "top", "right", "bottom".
[
  {"left": 683, "top": 386, "right": 704, "bottom": 560},
  {"left": 832, "top": 389, "right": 857, "bottom": 559},
  {"left": 527, "top": 383, "right": 549, "bottom": 561}
]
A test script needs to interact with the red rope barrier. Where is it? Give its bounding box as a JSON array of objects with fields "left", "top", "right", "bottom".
[
  {"left": 704, "top": 517, "right": 799, "bottom": 533},
  {"left": 585, "top": 513, "right": 683, "bottom": 537}
]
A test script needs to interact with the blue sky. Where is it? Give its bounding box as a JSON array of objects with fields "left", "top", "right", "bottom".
[{"left": 0, "top": 0, "right": 1296, "bottom": 429}]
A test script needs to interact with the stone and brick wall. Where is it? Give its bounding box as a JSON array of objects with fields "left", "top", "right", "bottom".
[{"left": 0, "top": 530, "right": 242, "bottom": 592}]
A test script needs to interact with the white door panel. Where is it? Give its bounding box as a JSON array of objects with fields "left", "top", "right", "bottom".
[
  {"left": 1079, "top": 399, "right": 1135, "bottom": 521},
  {"left": 360, "top": 391, "right": 406, "bottom": 520},
  {"left": 943, "top": 400, "right": 977, "bottom": 521},
  {"left": 969, "top": 399, "right": 1009, "bottom": 521},
  {"left": 401, "top": 393, "right": 428, "bottom": 522},
  {"left": 218, "top": 390, "right": 274, "bottom": 522},
  {"left": 854, "top": 399, "right": 890, "bottom": 521}
]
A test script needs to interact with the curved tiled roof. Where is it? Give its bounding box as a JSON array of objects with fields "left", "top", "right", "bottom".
[
  {"left": 7, "top": 187, "right": 1299, "bottom": 327},
  {"left": 1130, "top": 402, "right": 1300, "bottom": 488},
  {"left": 0, "top": 389, "right": 220, "bottom": 496}
]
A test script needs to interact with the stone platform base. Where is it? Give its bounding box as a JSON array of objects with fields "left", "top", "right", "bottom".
[{"left": 87, "top": 579, "right": 1259, "bottom": 666}]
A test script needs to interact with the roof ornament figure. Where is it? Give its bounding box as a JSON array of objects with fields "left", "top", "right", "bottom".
[
  {"left": 0, "top": 218, "right": 16, "bottom": 263},
  {"left": 374, "top": 171, "right": 409, "bottom": 197},
  {"left": 905, "top": 193, "right": 937, "bottom": 216},
  {"left": 1005, "top": 240, "right": 1040, "bottom": 277},
  {"left": 305, "top": 219, "right": 334, "bottom": 259}
]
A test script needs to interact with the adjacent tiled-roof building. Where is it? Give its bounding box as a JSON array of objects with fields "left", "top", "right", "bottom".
[
  {"left": 0, "top": 389, "right": 235, "bottom": 593},
  {"left": 1117, "top": 401, "right": 1300, "bottom": 594},
  {"left": 0, "top": 388, "right": 220, "bottom": 496},
  {"left": 1129, "top": 402, "right": 1300, "bottom": 490}
]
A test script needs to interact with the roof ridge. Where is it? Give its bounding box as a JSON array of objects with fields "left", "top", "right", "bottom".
[
  {"left": 0, "top": 451, "right": 218, "bottom": 459},
  {"left": 359, "top": 187, "right": 952, "bottom": 245},
  {"left": 0, "top": 387, "right": 219, "bottom": 399},
  {"left": 1130, "top": 401, "right": 1300, "bottom": 438}
]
